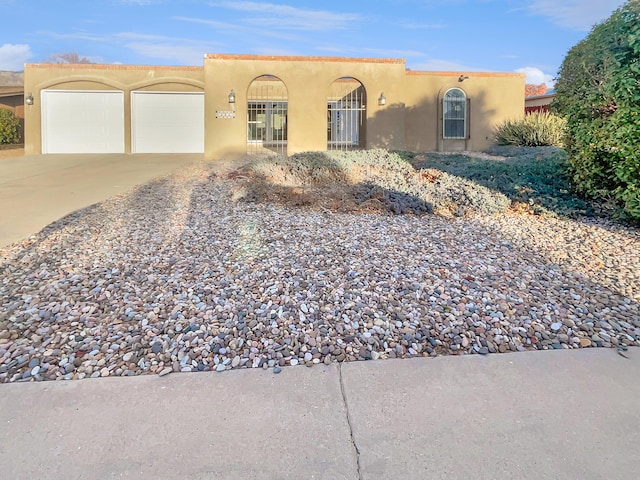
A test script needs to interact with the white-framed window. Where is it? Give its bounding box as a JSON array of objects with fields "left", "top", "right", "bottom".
[{"left": 443, "top": 88, "right": 467, "bottom": 139}]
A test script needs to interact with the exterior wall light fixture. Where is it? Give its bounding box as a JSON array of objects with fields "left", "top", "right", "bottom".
[
  {"left": 25, "top": 92, "right": 34, "bottom": 105},
  {"left": 458, "top": 75, "right": 469, "bottom": 82},
  {"left": 228, "top": 89, "right": 235, "bottom": 104},
  {"left": 378, "top": 92, "right": 386, "bottom": 106}
]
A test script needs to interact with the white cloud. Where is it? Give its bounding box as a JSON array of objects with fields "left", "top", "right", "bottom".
[
  {"left": 116, "top": 32, "right": 182, "bottom": 42},
  {"left": 47, "top": 31, "right": 115, "bottom": 43},
  {"left": 361, "top": 48, "right": 427, "bottom": 58},
  {"left": 117, "top": 0, "right": 161, "bottom": 4},
  {"left": 397, "top": 21, "right": 447, "bottom": 30},
  {"left": 0, "top": 43, "right": 31, "bottom": 70},
  {"left": 527, "top": 0, "right": 626, "bottom": 31},
  {"left": 125, "top": 43, "right": 207, "bottom": 64},
  {"left": 174, "top": 16, "right": 300, "bottom": 41},
  {"left": 251, "top": 47, "right": 300, "bottom": 56},
  {"left": 122, "top": 35, "right": 222, "bottom": 64},
  {"left": 515, "top": 66, "right": 555, "bottom": 87},
  {"left": 173, "top": 17, "right": 238, "bottom": 31},
  {"left": 44, "top": 31, "right": 221, "bottom": 65},
  {"left": 210, "top": 2, "right": 364, "bottom": 30},
  {"left": 314, "top": 45, "right": 426, "bottom": 59}
]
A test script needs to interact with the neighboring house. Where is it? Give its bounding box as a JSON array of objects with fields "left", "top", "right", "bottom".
[
  {"left": 525, "top": 89, "right": 555, "bottom": 114},
  {"left": 23, "top": 54, "right": 525, "bottom": 157},
  {"left": 0, "top": 86, "right": 25, "bottom": 141}
]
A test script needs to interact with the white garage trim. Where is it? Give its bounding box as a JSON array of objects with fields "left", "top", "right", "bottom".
[
  {"left": 131, "top": 91, "right": 204, "bottom": 153},
  {"left": 41, "top": 90, "right": 125, "bottom": 154}
]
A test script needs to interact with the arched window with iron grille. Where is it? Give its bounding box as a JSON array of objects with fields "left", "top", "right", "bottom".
[
  {"left": 247, "top": 75, "right": 288, "bottom": 156},
  {"left": 327, "top": 77, "right": 366, "bottom": 150},
  {"left": 443, "top": 88, "right": 467, "bottom": 139}
]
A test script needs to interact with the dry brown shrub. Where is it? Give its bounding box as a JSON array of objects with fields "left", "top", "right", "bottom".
[
  {"left": 420, "top": 169, "right": 442, "bottom": 183},
  {"left": 229, "top": 149, "right": 511, "bottom": 217},
  {"left": 509, "top": 201, "right": 536, "bottom": 215}
]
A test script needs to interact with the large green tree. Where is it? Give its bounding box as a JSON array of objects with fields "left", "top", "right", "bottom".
[{"left": 552, "top": 0, "right": 640, "bottom": 220}]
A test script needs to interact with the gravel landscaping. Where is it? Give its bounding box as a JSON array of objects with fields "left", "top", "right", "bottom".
[{"left": 1, "top": 161, "right": 639, "bottom": 383}]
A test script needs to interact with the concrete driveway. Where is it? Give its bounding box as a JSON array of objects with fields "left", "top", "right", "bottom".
[{"left": 0, "top": 153, "right": 200, "bottom": 248}]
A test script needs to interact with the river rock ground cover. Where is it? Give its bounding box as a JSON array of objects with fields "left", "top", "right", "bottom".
[{"left": 1, "top": 150, "right": 639, "bottom": 383}]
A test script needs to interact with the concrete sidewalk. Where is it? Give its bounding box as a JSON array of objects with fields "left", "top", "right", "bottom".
[
  {"left": 1, "top": 349, "right": 638, "bottom": 479},
  {"left": 0, "top": 153, "right": 199, "bottom": 248}
]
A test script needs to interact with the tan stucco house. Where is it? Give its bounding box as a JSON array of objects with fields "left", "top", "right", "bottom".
[{"left": 23, "top": 54, "right": 525, "bottom": 158}]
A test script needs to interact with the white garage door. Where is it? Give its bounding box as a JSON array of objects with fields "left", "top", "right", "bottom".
[
  {"left": 41, "top": 90, "right": 125, "bottom": 154},
  {"left": 131, "top": 92, "right": 204, "bottom": 153}
]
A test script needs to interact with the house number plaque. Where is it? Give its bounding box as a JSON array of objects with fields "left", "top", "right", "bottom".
[{"left": 216, "top": 110, "right": 236, "bottom": 119}]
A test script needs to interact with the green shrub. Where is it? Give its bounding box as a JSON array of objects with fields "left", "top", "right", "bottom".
[
  {"left": 416, "top": 148, "right": 597, "bottom": 217},
  {"left": 552, "top": 0, "right": 640, "bottom": 222},
  {"left": 494, "top": 111, "right": 566, "bottom": 147},
  {"left": 0, "top": 109, "right": 21, "bottom": 145}
]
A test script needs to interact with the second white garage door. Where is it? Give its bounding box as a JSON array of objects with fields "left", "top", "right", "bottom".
[{"left": 131, "top": 91, "right": 204, "bottom": 153}]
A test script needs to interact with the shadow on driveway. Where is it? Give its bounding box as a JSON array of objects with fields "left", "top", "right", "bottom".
[{"left": 0, "top": 153, "right": 200, "bottom": 248}]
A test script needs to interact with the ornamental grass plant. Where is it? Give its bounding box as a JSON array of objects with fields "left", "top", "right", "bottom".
[{"left": 494, "top": 111, "right": 566, "bottom": 148}]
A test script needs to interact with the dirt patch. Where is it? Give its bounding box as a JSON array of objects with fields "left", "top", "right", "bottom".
[
  {"left": 229, "top": 175, "right": 393, "bottom": 215},
  {"left": 227, "top": 150, "right": 511, "bottom": 217},
  {"left": 0, "top": 147, "right": 24, "bottom": 160}
]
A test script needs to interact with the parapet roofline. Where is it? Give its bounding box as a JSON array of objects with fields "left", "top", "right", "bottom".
[
  {"left": 206, "top": 55, "right": 524, "bottom": 78},
  {"left": 205, "top": 54, "right": 405, "bottom": 64},
  {"left": 25, "top": 64, "right": 203, "bottom": 71},
  {"left": 25, "top": 56, "right": 526, "bottom": 79}
]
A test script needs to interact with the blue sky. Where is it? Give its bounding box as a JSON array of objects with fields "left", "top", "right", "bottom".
[{"left": 0, "top": 0, "right": 627, "bottom": 86}]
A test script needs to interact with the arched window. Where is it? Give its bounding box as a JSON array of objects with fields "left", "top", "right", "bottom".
[
  {"left": 327, "top": 77, "right": 366, "bottom": 150},
  {"left": 443, "top": 88, "right": 467, "bottom": 139},
  {"left": 247, "top": 75, "right": 288, "bottom": 156}
]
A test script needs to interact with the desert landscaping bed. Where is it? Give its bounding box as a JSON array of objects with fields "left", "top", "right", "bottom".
[{"left": 1, "top": 156, "right": 639, "bottom": 383}]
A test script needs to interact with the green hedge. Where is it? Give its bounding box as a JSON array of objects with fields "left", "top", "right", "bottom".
[
  {"left": 0, "top": 109, "right": 21, "bottom": 145},
  {"left": 552, "top": 0, "right": 640, "bottom": 221}
]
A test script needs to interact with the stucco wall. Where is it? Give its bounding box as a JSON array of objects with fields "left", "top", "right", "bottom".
[
  {"left": 404, "top": 72, "right": 525, "bottom": 152},
  {"left": 204, "top": 55, "right": 524, "bottom": 158},
  {"left": 23, "top": 56, "right": 525, "bottom": 157},
  {"left": 204, "top": 54, "right": 407, "bottom": 159},
  {"left": 23, "top": 64, "right": 204, "bottom": 155}
]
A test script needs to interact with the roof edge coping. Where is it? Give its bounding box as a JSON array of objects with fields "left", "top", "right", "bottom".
[
  {"left": 205, "top": 54, "right": 405, "bottom": 64},
  {"left": 406, "top": 70, "right": 526, "bottom": 78},
  {"left": 25, "top": 64, "right": 203, "bottom": 71}
]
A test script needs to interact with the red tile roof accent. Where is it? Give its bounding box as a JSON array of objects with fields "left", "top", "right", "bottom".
[
  {"left": 406, "top": 70, "right": 525, "bottom": 78},
  {"left": 205, "top": 54, "right": 405, "bottom": 64},
  {"left": 25, "top": 64, "right": 203, "bottom": 71}
]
